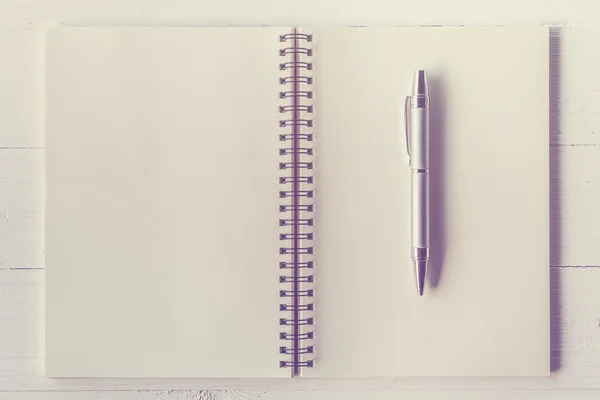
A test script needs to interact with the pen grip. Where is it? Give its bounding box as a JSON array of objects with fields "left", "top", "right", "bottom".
[{"left": 411, "top": 171, "right": 430, "bottom": 249}]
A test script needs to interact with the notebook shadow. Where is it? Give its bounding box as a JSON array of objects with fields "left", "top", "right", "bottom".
[
  {"left": 549, "top": 27, "right": 562, "bottom": 372},
  {"left": 427, "top": 74, "right": 446, "bottom": 289}
]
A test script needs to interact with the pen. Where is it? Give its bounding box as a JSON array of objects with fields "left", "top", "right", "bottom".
[{"left": 405, "top": 70, "right": 430, "bottom": 296}]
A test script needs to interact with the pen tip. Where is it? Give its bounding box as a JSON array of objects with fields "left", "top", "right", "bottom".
[{"left": 414, "top": 259, "right": 428, "bottom": 296}]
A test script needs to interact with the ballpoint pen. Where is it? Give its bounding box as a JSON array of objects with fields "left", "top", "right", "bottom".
[{"left": 405, "top": 70, "right": 430, "bottom": 296}]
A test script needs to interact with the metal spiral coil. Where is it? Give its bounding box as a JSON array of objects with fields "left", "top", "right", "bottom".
[{"left": 278, "top": 29, "right": 315, "bottom": 376}]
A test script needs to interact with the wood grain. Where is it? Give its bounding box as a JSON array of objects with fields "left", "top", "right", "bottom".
[
  {"left": 551, "top": 146, "right": 600, "bottom": 266},
  {"left": 4, "top": 390, "right": 600, "bottom": 400},
  {"left": 0, "top": 30, "right": 43, "bottom": 148},
  {"left": 0, "top": 150, "right": 43, "bottom": 270},
  {"left": 557, "top": 27, "right": 600, "bottom": 146},
  {"left": 0, "top": 0, "right": 600, "bottom": 26}
]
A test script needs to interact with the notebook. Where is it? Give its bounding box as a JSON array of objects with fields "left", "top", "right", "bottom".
[{"left": 45, "top": 26, "right": 549, "bottom": 378}]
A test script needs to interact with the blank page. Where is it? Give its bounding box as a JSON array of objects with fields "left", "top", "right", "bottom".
[
  {"left": 305, "top": 27, "right": 549, "bottom": 377},
  {"left": 45, "top": 27, "right": 288, "bottom": 377}
]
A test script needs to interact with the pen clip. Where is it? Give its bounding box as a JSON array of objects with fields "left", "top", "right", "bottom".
[{"left": 404, "top": 96, "right": 411, "bottom": 165}]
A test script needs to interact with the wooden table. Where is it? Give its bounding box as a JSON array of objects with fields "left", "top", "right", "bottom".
[{"left": 1, "top": 1, "right": 599, "bottom": 398}]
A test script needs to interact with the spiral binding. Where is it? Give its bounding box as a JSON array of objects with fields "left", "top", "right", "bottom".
[{"left": 278, "top": 29, "right": 315, "bottom": 376}]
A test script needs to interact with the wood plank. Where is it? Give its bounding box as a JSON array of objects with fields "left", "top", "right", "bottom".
[
  {"left": 3, "top": 389, "right": 600, "bottom": 400},
  {"left": 220, "top": 390, "right": 600, "bottom": 400},
  {"left": 0, "top": 392, "right": 221, "bottom": 400},
  {"left": 551, "top": 146, "right": 600, "bottom": 266},
  {"left": 0, "top": 30, "right": 43, "bottom": 148},
  {"left": 0, "top": 0, "right": 599, "bottom": 26},
  {"left": 557, "top": 27, "right": 600, "bottom": 145},
  {"left": 0, "top": 29, "right": 598, "bottom": 268},
  {"left": 0, "top": 268, "right": 598, "bottom": 390},
  {"left": 0, "top": 150, "right": 43, "bottom": 269},
  {"left": 0, "top": 28, "right": 600, "bottom": 147},
  {"left": 1, "top": 30, "right": 600, "bottom": 269},
  {"left": 0, "top": 144, "right": 596, "bottom": 269}
]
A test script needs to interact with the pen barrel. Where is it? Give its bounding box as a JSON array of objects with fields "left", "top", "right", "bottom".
[
  {"left": 411, "top": 172, "right": 429, "bottom": 248},
  {"left": 409, "top": 107, "right": 430, "bottom": 250}
]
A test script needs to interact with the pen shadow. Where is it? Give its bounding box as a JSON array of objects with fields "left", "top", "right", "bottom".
[{"left": 427, "top": 74, "right": 447, "bottom": 289}]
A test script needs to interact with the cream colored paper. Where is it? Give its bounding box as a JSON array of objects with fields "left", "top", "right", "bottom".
[
  {"left": 45, "top": 27, "right": 288, "bottom": 378},
  {"left": 303, "top": 27, "right": 549, "bottom": 377},
  {"left": 46, "top": 27, "right": 549, "bottom": 379}
]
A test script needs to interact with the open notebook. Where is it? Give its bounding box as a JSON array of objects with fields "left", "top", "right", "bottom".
[{"left": 45, "top": 27, "right": 549, "bottom": 378}]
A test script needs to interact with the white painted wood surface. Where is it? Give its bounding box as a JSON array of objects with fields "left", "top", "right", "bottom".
[{"left": 1, "top": 1, "right": 600, "bottom": 398}]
